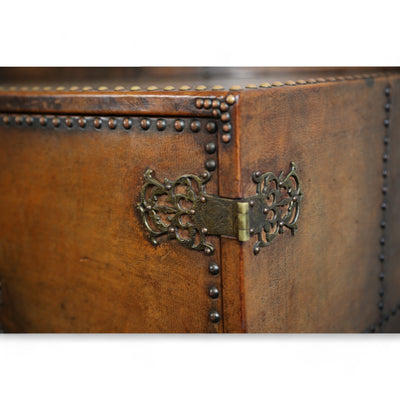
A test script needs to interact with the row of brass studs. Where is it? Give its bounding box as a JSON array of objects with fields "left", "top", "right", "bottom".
[
  {"left": 0, "top": 114, "right": 222, "bottom": 173},
  {"left": 365, "top": 85, "right": 396, "bottom": 333},
  {"left": 208, "top": 263, "right": 221, "bottom": 324},
  {"left": 0, "top": 114, "right": 219, "bottom": 133},
  {"left": 0, "top": 72, "right": 389, "bottom": 93},
  {"left": 195, "top": 94, "right": 235, "bottom": 146}
]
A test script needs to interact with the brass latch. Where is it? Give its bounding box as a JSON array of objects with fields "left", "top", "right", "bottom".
[{"left": 137, "top": 163, "right": 302, "bottom": 255}]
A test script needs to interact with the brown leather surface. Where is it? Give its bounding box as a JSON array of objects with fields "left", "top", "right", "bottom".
[
  {"left": 0, "top": 117, "right": 222, "bottom": 333},
  {"left": 236, "top": 77, "right": 392, "bottom": 332}
]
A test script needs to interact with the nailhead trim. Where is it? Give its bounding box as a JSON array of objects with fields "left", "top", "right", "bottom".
[
  {"left": 0, "top": 72, "right": 395, "bottom": 93},
  {"left": 365, "top": 83, "right": 396, "bottom": 333},
  {"left": 377, "top": 85, "right": 391, "bottom": 328},
  {"left": 0, "top": 94, "right": 236, "bottom": 175}
]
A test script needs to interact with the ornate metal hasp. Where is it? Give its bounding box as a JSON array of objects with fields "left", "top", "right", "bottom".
[{"left": 137, "top": 163, "right": 302, "bottom": 255}]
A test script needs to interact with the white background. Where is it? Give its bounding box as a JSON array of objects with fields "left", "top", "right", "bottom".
[{"left": 1, "top": 1, "right": 399, "bottom": 399}]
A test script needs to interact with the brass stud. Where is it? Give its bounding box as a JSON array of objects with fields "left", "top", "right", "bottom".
[
  {"left": 174, "top": 119, "right": 185, "bottom": 132},
  {"left": 249, "top": 200, "right": 255, "bottom": 208},
  {"left": 249, "top": 228, "right": 255, "bottom": 234},
  {"left": 279, "top": 221, "right": 284, "bottom": 227},
  {"left": 146, "top": 205, "right": 152, "bottom": 211},
  {"left": 296, "top": 80, "right": 307, "bottom": 85},
  {"left": 140, "top": 118, "right": 150, "bottom": 130},
  {"left": 179, "top": 85, "right": 191, "bottom": 90},
  {"left": 205, "top": 159, "right": 216, "bottom": 171},
  {"left": 15, "top": 115, "right": 22, "bottom": 125},
  {"left": 212, "top": 109, "right": 221, "bottom": 118},
  {"left": 195, "top": 99, "right": 204, "bottom": 109},
  {"left": 226, "top": 94, "right": 236, "bottom": 105},
  {"left": 52, "top": 117, "right": 60, "bottom": 127},
  {"left": 212, "top": 85, "right": 224, "bottom": 90},
  {"left": 164, "top": 86, "right": 175, "bottom": 91},
  {"left": 208, "top": 263, "right": 219, "bottom": 275},
  {"left": 39, "top": 116, "right": 47, "bottom": 126},
  {"left": 21, "top": 86, "right": 29, "bottom": 91},
  {"left": 3, "top": 116, "right": 10, "bottom": 125},
  {"left": 201, "top": 227, "right": 208, "bottom": 234},
  {"left": 327, "top": 77, "right": 336, "bottom": 82},
  {"left": 203, "top": 99, "right": 212, "bottom": 109},
  {"left": 168, "top": 227, "right": 175, "bottom": 233},
  {"left": 147, "top": 86, "right": 158, "bottom": 91},
  {"left": 222, "top": 134, "right": 231, "bottom": 143},
  {"left": 123, "top": 118, "right": 132, "bottom": 129},
  {"left": 220, "top": 102, "right": 229, "bottom": 112},
  {"left": 69, "top": 86, "right": 79, "bottom": 91},
  {"left": 208, "top": 287, "right": 219, "bottom": 299},
  {"left": 205, "top": 142, "right": 216, "bottom": 154},
  {"left": 316, "top": 78, "right": 326, "bottom": 82},
  {"left": 82, "top": 86, "right": 92, "bottom": 91},
  {"left": 26, "top": 116, "right": 33, "bottom": 125},
  {"left": 204, "top": 248, "right": 211, "bottom": 255},
  {"left": 108, "top": 118, "right": 116, "bottom": 129},
  {"left": 156, "top": 119, "right": 166, "bottom": 131},
  {"left": 229, "top": 85, "right": 242, "bottom": 91},
  {"left": 212, "top": 99, "right": 220, "bottom": 108},
  {"left": 285, "top": 80, "right": 296, "bottom": 85},
  {"left": 98, "top": 86, "right": 108, "bottom": 91},
  {"left": 272, "top": 81, "right": 284, "bottom": 87},
  {"left": 130, "top": 86, "right": 141, "bottom": 91},
  {"left": 254, "top": 171, "right": 261, "bottom": 177},
  {"left": 293, "top": 196, "right": 298, "bottom": 202},
  {"left": 189, "top": 209, "right": 196, "bottom": 215},
  {"left": 222, "top": 123, "right": 232, "bottom": 133},
  {"left": 56, "top": 86, "right": 66, "bottom": 91},
  {"left": 209, "top": 310, "right": 220, "bottom": 323},
  {"left": 165, "top": 184, "right": 172, "bottom": 190},
  {"left": 260, "top": 82, "right": 272, "bottom": 88},
  {"left": 200, "top": 196, "right": 207, "bottom": 203},
  {"left": 114, "top": 86, "right": 125, "bottom": 91},
  {"left": 221, "top": 112, "right": 230, "bottom": 122},
  {"left": 78, "top": 117, "right": 86, "bottom": 128},
  {"left": 254, "top": 246, "right": 260, "bottom": 254},
  {"left": 65, "top": 117, "right": 73, "bottom": 127},
  {"left": 245, "top": 84, "right": 257, "bottom": 89},
  {"left": 307, "top": 78, "right": 317, "bottom": 83},
  {"left": 93, "top": 118, "right": 102, "bottom": 129},
  {"left": 196, "top": 85, "right": 207, "bottom": 90},
  {"left": 190, "top": 120, "right": 201, "bottom": 132},
  {"left": 202, "top": 172, "right": 209, "bottom": 179},
  {"left": 263, "top": 208, "right": 268, "bottom": 214}
]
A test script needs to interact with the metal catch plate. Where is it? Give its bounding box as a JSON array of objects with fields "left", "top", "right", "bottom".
[{"left": 137, "top": 163, "right": 302, "bottom": 255}]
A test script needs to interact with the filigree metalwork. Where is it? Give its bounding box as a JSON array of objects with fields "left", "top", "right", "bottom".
[
  {"left": 137, "top": 163, "right": 302, "bottom": 256},
  {"left": 137, "top": 168, "right": 215, "bottom": 254},
  {"left": 251, "top": 162, "right": 302, "bottom": 255}
]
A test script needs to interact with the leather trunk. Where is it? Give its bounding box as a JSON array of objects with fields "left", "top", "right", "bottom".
[{"left": 0, "top": 67, "right": 399, "bottom": 333}]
